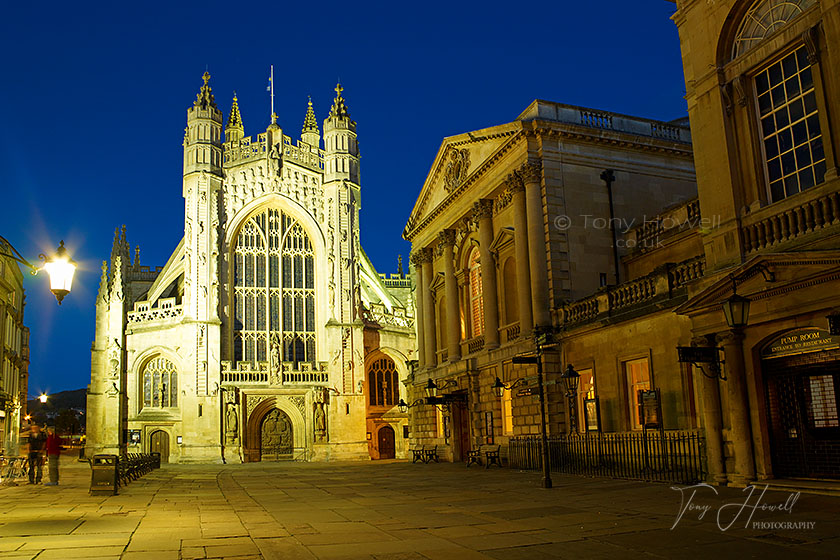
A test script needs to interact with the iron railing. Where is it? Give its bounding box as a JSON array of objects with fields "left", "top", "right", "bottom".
[{"left": 508, "top": 430, "right": 705, "bottom": 484}]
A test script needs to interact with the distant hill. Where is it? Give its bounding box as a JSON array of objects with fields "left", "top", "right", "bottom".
[{"left": 27, "top": 388, "right": 86, "bottom": 414}]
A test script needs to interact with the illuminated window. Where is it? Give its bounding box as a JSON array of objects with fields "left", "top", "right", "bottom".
[
  {"left": 577, "top": 368, "right": 596, "bottom": 433},
  {"left": 233, "top": 209, "right": 316, "bottom": 366},
  {"left": 501, "top": 388, "right": 513, "bottom": 435},
  {"left": 807, "top": 375, "right": 839, "bottom": 428},
  {"left": 142, "top": 356, "right": 178, "bottom": 408},
  {"left": 624, "top": 358, "right": 651, "bottom": 430},
  {"left": 756, "top": 46, "right": 826, "bottom": 202},
  {"left": 468, "top": 248, "right": 484, "bottom": 337},
  {"left": 369, "top": 356, "right": 399, "bottom": 407},
  {"left": 732, "top": 0, "right": 816, "bottom": 59}
]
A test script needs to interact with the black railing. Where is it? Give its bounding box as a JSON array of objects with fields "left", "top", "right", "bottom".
[{"left": 509, "top": 430, "right": 705, "bottom": 484}]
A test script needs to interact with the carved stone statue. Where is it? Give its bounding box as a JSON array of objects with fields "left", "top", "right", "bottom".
[
  {"left": 314, "top": 402, "right": 326, "bottom": 441},
  {"left": 269, "top": 334, "right": 282, "bottom": 384},
  {"left": 225, "top": 403, "right": 239, "bottom": 445}
]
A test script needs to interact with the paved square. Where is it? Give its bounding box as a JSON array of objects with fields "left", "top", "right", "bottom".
[{"left": 0, "top": 460, "right": 837, "bottom": 558}]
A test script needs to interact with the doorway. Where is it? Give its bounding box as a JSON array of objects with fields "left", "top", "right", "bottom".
[
  {"left": 450, "top": 394, "right": 471, "bottom": 462},
  {"left": 149, "top": 430, "right": 169, "bottom": 463},
  {"left": 260, "top": 408, "right": 293, "bottom": 461},
  {"left": 377, "top": 425, "right": 395, "bottom": 459},
  {"left": 764, "top": 351, "right": 840, "bottom": 478}
]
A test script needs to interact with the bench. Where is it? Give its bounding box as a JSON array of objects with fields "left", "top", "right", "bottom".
[
  {"left": 411, "top": 447, "right": 425, "bottom": 463},
  {"left": 466, "top": 445, "right": 502, "bottom": 468},
  {"left": 421, "top": 445, "right": 439, "bottom": 464}
]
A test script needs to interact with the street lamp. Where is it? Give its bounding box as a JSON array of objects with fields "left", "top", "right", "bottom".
[
  {"left": 425, "top": 378, "right": 457, "bottom": 397},
  {"left": 722, "top": 275, "right": 750, "bottom": 329},
  {"left": 559, "top": 364, "right": 580, "bottom": 434},
  {"left": 0, "top": 237, "right": 77, "bottom": 304},
  {"left": 397, "top": 398, "right": 425, "bottom": 413},
  {"left": 39, "top": 394, "right": 48, "bottom": 404}
]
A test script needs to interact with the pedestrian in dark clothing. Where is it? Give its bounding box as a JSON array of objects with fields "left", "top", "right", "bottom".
[
  {"left": 27, "top": 425, "right": 46, "bottom": 484},
  {"left": 44, "top": 427, "right": 63, "bottom": 486}
]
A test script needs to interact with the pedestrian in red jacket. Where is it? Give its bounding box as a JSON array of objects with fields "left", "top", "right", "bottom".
[{"left": 44, "top": 427, "right": 64, "bottom": 486}]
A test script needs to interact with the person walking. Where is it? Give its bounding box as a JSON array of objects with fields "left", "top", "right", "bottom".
[
  {"left": 44, "top": 427, "right": 64, "bottom": 486},
  {"left": 27, "top": 424, "right": 46, "bottom": 484}
]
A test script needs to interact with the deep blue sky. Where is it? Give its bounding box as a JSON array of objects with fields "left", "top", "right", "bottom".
[{"left": 0, "top": 1, "right": 686, "bottom": 394}]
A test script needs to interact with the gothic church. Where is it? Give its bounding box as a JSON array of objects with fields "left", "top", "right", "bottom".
[{"left": 86, "top": 73, "right": 415, "bottom": 463}]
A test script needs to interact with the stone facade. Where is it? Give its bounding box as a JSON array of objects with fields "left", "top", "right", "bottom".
[
  {"left": 86, "top": 75, "right": 416, "bottom": 463},
  {"left": 0, "top": 246, "right": 29, "bottom": 456},
  {"left": 403, "top": 101, "right": 697, "bottom": 461},
  {"left": 670, "top": 0, "right": 840, "bottom": 484}
]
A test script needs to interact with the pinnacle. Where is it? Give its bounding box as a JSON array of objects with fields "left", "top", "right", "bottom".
[
  {"left": 227, "top": 92, "right": 243, "bottom": 130},
  {"left": 329, "top": 83, "right": 350, "bottom": 119},
  {"left": 302, "top": 96, "right": 319, "bottom": 135},
  {"left": 194, "top": 71, "right": 217, "bottom": 110}
]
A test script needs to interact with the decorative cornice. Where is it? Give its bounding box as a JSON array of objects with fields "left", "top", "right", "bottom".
[{"left": 716, "top": 330, "right": 745, "bottom": 346}]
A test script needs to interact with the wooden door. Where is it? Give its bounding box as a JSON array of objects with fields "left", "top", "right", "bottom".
[
  {"left": 149, "top": 430, "right": 169, "bottom": 463},
  {"left": 378, "top": 425, "right": 395, "bottom": 459},
  {"left": 452, "top": 400, "right": 471, "bottom": 462}
]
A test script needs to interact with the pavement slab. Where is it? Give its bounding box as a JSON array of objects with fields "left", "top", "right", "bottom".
[{"left": 0, "top": 460, "right": 836, "bottom": 558}]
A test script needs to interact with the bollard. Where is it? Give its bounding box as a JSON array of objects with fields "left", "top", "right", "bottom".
[{"left": 90, "top": 455, "right": 119, "bottom": 496}]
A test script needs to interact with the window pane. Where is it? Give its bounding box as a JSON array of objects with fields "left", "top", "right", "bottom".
[
  {"left": 775, "top": 107, "right": 789, "bottom": 129},
  {"left": 788, "top": 97, "right": 804, "bottom": 122},
  {"left": 770, "top": 180, "right": 785, "bottom": 202},
  {"left": 792, "top": 121, "right": 807, "bottom": 146},
  {"left": 782, "top": 53, "right": 797, "bottom": 77},
  {"left": 795, "top": 144, "right": 811, "bottom": 168},
  {"left": 799, "top": 168, "right": 815, "bottom": 190},
  {"left": 781, "top": 151, "right": 796, "bottom": 175},
  {"left": 784, "top": 75, "right": 800, "bottom": 99},
  {"left": 767, "top": 158, "right": 782, "bottom": 182},
  {"left": 784, "top": 174, "right": 800, "bottom": 197},
  {"left": 755, "top": 73, "right": 769, "bottom": 95},
  {"left": 764, "top": 137, "right": 779, "bottom": 159}
]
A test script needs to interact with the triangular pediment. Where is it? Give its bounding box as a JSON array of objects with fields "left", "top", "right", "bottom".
[
  {"left": 676, "top": 251, "right": 840, "bottom": 316},
  {"left": 404, "top": 122, "right": 522, "bottom": 240}
]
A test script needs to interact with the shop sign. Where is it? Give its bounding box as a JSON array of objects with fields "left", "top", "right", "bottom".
[{"left": 761, "top": 328, "right": 838, "bottom": 359}]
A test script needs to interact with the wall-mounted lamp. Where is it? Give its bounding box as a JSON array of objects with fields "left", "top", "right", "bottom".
[{"left": 425, "top": 378, "right": 457, "bottom": 397}]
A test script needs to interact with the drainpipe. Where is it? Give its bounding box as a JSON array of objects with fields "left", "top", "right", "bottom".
[{"left": 600, "top": 169, "right": 620, "bottom": 285}]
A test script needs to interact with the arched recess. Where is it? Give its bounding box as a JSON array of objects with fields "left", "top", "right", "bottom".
[
  {"left": 502, "top": 256, "right": 519, "bottom": 325},
  {"left": 223, "top": 193, "right": 328, "bottom": 367},
  {"left": 243, "top": 396, "right": 307, "bottom": 462}
]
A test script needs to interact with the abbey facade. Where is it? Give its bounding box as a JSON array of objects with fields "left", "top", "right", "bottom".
[{"left": 86, "top": 74, "right": 415, "bottom": 463}]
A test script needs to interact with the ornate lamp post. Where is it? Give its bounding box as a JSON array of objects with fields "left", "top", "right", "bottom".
[
  {"left": 559, "top": 364, "right": 580, "bottom": 433},
  {"left": 0, "top": 237, "right": 77, "bottom": 304}
]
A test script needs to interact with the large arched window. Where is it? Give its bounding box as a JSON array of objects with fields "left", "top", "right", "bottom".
[
  {"left": 467, "top": 248, "right": 484, "bottom": 337},
  {"left": 142, "top": 356, "right": 178, "bottom": 408},
  {"left": 732, "top": 0, "right": 816, "bottom": 59},
  {"left": 233, "top": 209, "right": 316, "bottom": 366},
  {"left": 369, "top": 356, "right": 399, "bottom": 407}
]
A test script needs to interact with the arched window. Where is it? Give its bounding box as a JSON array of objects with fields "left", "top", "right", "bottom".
[
  {"left": 233, "top": 209, "right": 316, "bottom": 366},
  {"left": 369, "top": 356, "right": 399, "bottom": 407},
  {"left": 502, "top": 257, "right": 518, "bottom": 324},
  {"left": 732, "top": 0, "right": 816, "bottom": 59},
  {"left": 142, "top": 356, "right": 178, "bottom": 408},
  {"left": 468, "top": 248, "right": 484, "bottom": 337}
]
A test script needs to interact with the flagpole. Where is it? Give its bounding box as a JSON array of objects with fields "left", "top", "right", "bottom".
[{"left": 269, "top": 65, "right": 276, "bottom": 125}]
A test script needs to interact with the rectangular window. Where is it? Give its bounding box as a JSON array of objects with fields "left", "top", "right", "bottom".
[
  {"left": 624, "top": 358, "right": 651, "bottom": 430},
  {"left": 577, "top": 368, "right": 596, "bottom": 433},
  {"left": 501, "top": 389, "right": 514, "bottom": 435},
  {"left": 756, "top": 46, "right": 826, "bottom": 203},
  {"left": 807, "top": 375, "right": 839, "bottom": 428}
]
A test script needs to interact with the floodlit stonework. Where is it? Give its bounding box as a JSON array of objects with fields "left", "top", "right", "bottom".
[
  {"left": 87, "top": 74, "right": 415, "bottom": 463},
  {"left": 0, "top": 248, "right": 29, "bottom": 456}
]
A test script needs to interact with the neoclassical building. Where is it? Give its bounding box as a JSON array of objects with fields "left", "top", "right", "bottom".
[
  {"left": 86, "top": 74, "right": 415, "bottom": 463},
  {"left": 0, "top": 246, "right": 29, "bottom": 456},
  {"left": 669, "top": 0, "right": 840, "bottom": 483},
  {"left": 404, "top": 101, "right": 696, "bottom": 462}
]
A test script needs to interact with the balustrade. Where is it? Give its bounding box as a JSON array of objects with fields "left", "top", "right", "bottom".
[{"left": 742, "top": 187, "right": 840, "bottom": 253}]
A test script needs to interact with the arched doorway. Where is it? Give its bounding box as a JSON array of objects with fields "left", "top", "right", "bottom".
[
  {"left": 377, "top": 425, "right": 395, "bottom": 459},
  {"left": 762, "top": 328, "right": 840, "bottom": 479},
  {"left": 149, "top": 430, "right": 169, "bottom": 463},
  {"left": 260, "top": 408, "right": 293, "bottom": 461}
]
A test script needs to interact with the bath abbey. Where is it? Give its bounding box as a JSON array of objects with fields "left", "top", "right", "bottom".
[{"left": 86, "top": 73, "right": 415, "bottom": 463}]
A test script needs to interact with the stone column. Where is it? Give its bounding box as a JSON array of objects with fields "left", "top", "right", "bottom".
[
  {"left": 474, "top": 199, "right": 499, "bottom": 349},
  {"left": 508, "top": 173, "right": 533, "bottom": 337},
  {"left": 439, "top": 230, "right": 461, "bottom": 362},
  {"left": 718, "top": 329, "right": 756, "bottom": 486},
  {"left": 420, "top": 249, "right": 437, "bottom": 367},
  {"left": 692, "top": 335, "right": 727, "bottom": 485},
  {"left": 521, "top": 160, "right": 550, "bottom": 328},
  {"left": 410, "top": 251, "right": 427, "bottom": 369}
]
